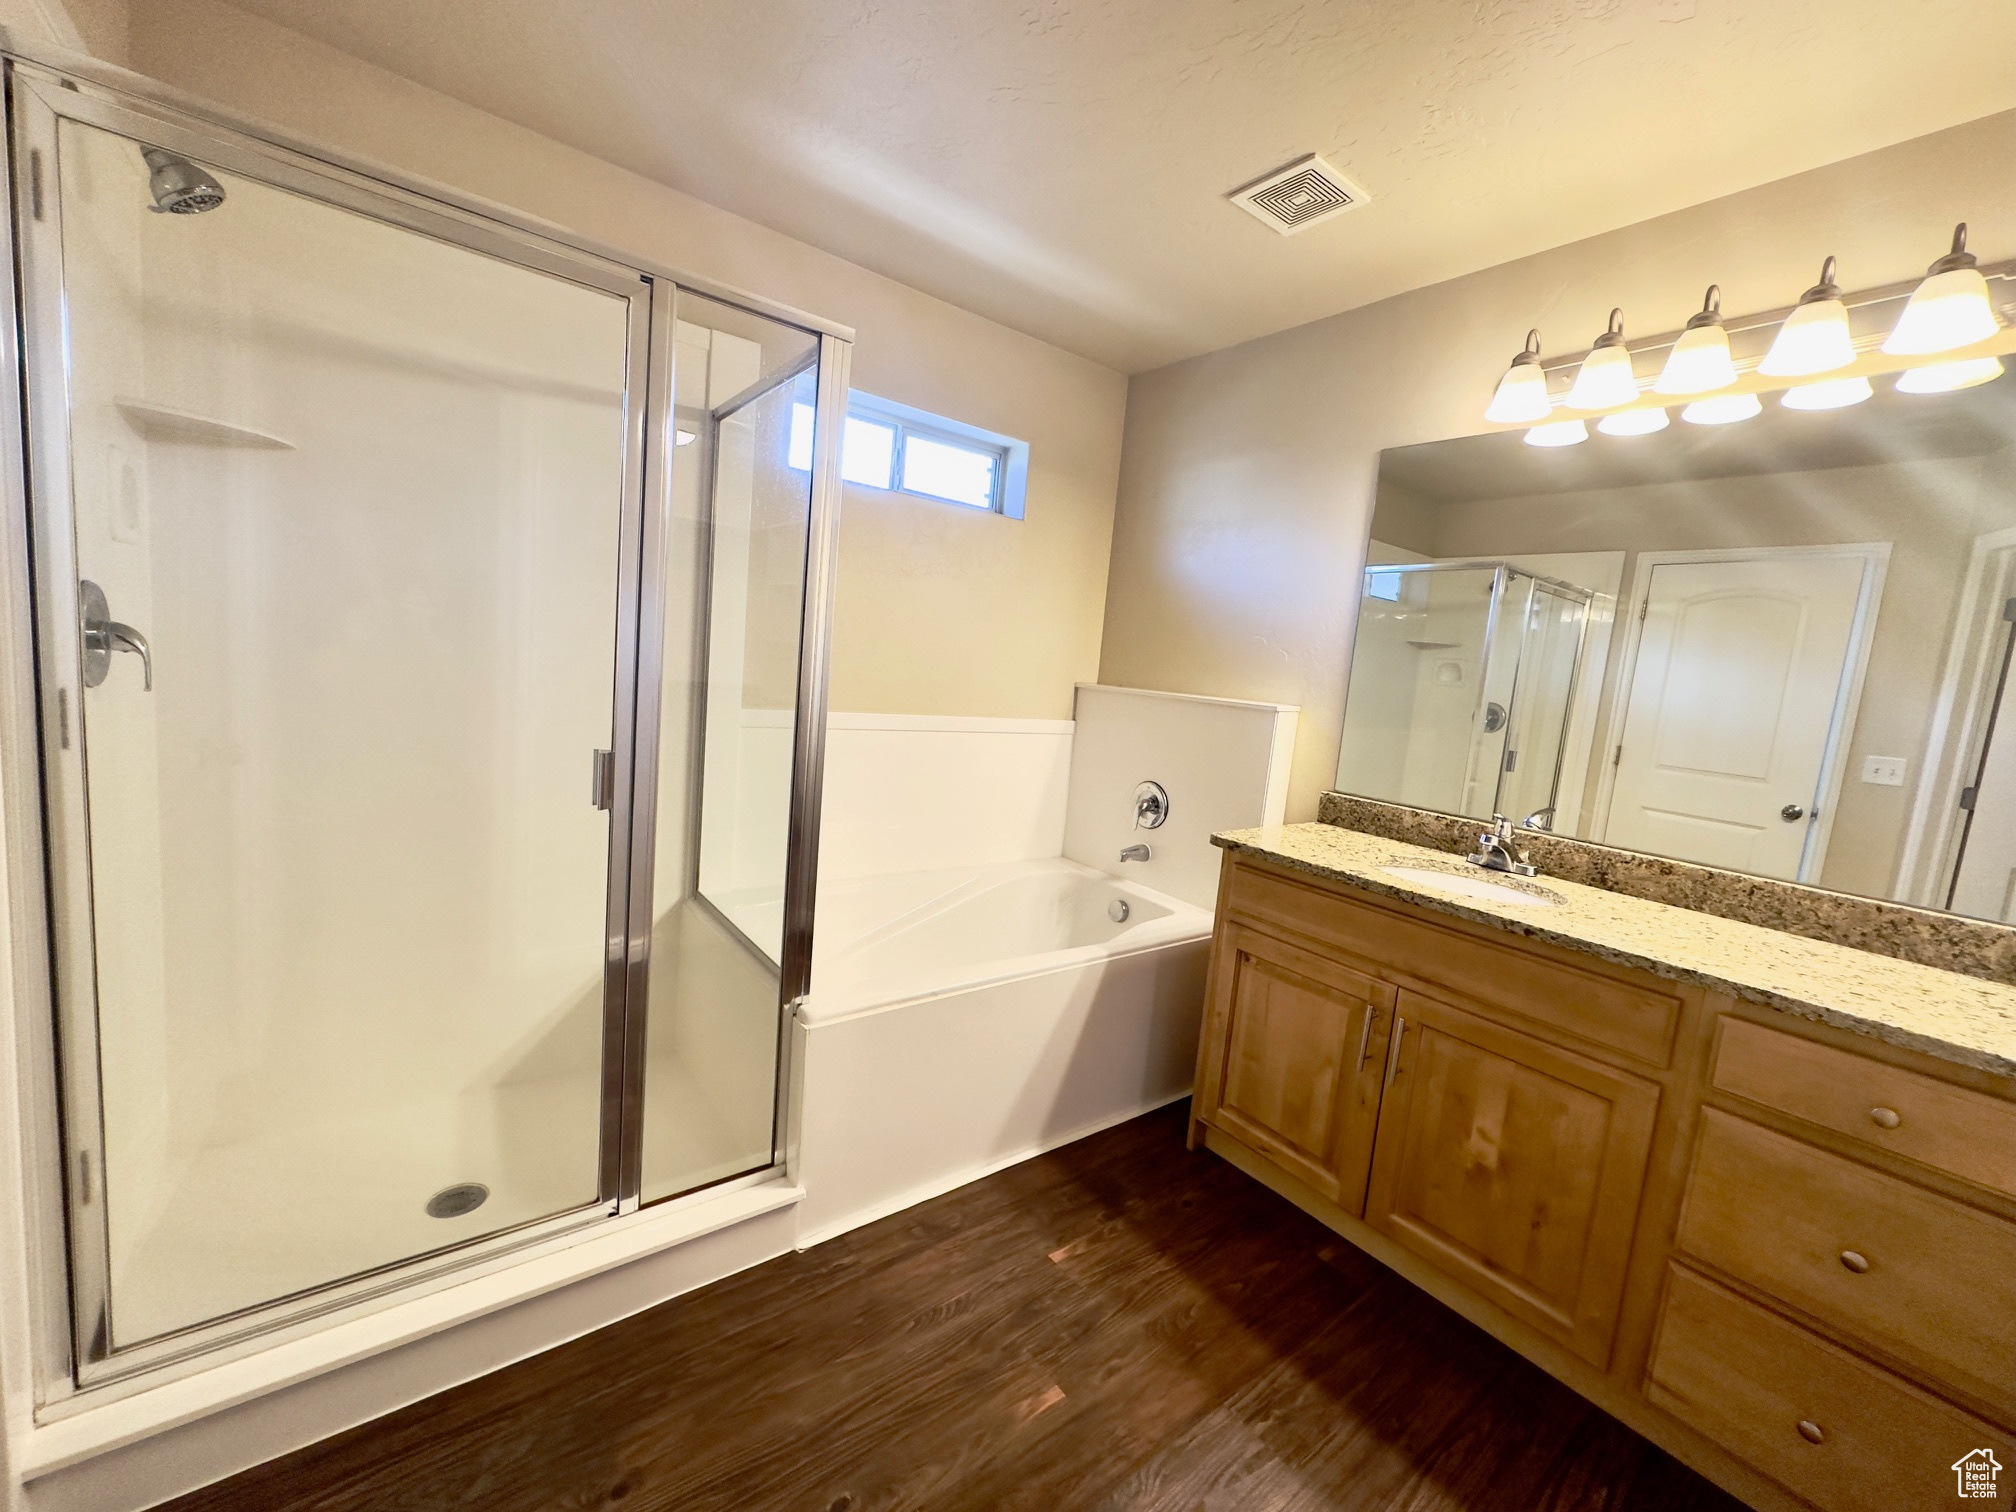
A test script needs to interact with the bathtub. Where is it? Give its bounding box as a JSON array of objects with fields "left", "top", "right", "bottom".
[{"left": 789, "top": 857, "right": 1213, "bottom": 1245}]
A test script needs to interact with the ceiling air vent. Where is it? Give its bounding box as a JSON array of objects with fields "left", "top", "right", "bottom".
[{"left": 1228, "top": 154, "right": 1369, "bottom": 236}]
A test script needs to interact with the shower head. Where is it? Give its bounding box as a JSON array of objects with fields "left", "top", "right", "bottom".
[{"left": 141, "top": 147, "right": 225, "bottom": 214}]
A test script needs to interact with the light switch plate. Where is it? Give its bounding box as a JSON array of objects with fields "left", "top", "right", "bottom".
[{"left": 1860, "top": 755, "right": 1906, "bottom": 787}]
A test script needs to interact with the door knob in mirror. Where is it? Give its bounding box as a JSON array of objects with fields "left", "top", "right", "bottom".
[{"left": 1780, "top": 804, "right": 1806, "bottom": 822}]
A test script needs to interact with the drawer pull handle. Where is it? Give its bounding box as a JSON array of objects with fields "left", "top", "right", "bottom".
[
  {"left": 1868, "top": 1106, "right": 1901, "bottom": 1130},
  {"left": 1797, "top": 1420, "right": 1826, "bottom": 1445},
  {"left": 1839, "top": 1250, "right": 1870, "bottom": 1274}
]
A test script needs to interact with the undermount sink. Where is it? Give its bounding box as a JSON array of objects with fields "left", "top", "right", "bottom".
[{"left": 1378, "top": 865, "right": 1565, "bottom": 909}]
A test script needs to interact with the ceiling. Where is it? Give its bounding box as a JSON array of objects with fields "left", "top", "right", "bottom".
[{"left": 214, "top": 0, "right": 2015, "bottom": 373}]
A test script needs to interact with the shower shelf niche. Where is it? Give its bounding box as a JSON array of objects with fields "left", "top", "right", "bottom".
[{"left": 115, "top": 396, "right": 294, "bottom": 449}]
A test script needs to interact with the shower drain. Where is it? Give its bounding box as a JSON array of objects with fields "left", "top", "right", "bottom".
[{"left": 425, "top": 1182, "right": 490, "bottom": 1219}]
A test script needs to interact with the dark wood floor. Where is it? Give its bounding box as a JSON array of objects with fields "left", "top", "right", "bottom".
[{"left": 167, "top": 1103, "right": 1744, "bottom": 1512}]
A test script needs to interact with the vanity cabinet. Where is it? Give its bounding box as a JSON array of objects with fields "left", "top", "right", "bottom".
[
  {"left": 1191, "top": 848, "right": 2016, "bottom": 1512},
  {"left": 1362, "top": 989, "right": 1659, "bottom": 1367},
  {"left": 1197, "top": 923, "right": 1393, "bottom": 1213}
]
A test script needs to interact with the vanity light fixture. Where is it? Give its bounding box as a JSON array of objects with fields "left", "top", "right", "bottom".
[
  {"left": 1524, "top": 418, "right": 1588, "bottom": 447},
  {"left": 1895, "top": 355, "right": 2005, "bottom": 393},
  {"left": 1484, "top": 329, "right": 1553, "bottom": 424},
  {"left": 1781, "top": 375, "right": 1873, "bottom": 410},
  {"left": 1566, "top": 310, "right": 1638, "bottom": 410},
  {"left": 1759, "top": 257, "right": 1855, "bottom": 377},
  {"left": 1681, "top": 392, "right": 1763, "bottom": 425},
  {"left": 1597, "top": 407, "right": 1668, "bottom": 436},
  {"left": 1654, "top": 286, "right": 1737, "bottom": 395},
  {"left": 1885, "top": 224, "right": 2001, "bottom": 356}
]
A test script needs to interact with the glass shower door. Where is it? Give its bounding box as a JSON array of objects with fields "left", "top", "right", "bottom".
[
  {"left": 638, "top": 294, "right": 823, "bottom": 1204},
  {"left": 1497, "top": 580, "right": 1591, "bottom": 828},
  {"left": 23, "top": 106, "right": 646, "bottom": 1365}
]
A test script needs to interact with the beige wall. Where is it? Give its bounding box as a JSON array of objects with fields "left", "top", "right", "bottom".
[
  {"left": 1102, "top": 111, "right": 2016, "bottom": 817},
  {"left": 42, "top": 0, "right": 1125, "bottom": 721}
]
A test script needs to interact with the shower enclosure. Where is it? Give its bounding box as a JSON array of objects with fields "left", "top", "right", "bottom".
[
  {"left": 1335, "top": 562, "right": 1594, "bottom": 827},
  {"left": 1, "top": 58, "right": 847, "bottom": 1388}
]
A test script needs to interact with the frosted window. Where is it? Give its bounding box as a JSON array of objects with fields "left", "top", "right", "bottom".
[
  {"left": 785, "top": 404, "right": 895, "bottom": 489},
  {"left": 901, "top": 434, "right": 997, "bottom": 509},
  {"left": 841, "top": 416, "right": 896, "bottom": 489}
]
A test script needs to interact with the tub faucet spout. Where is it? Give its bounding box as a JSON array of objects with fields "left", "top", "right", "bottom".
[{"left": 1118, "top": 843, "right": 1152, "bottom": 863}]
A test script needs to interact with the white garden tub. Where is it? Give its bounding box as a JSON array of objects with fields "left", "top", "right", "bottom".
[{"left": 789, "top": 857, "right": 1212, "bottom": 1245}]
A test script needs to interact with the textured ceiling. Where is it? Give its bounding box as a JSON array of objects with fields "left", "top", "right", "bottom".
[{"left": 211, "top": 0, "right": 2015, "bottom": 372}]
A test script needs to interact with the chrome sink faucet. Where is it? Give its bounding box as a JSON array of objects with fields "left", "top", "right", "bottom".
[{"left": 1468, "top": 815, "right": 1537, "bottom": 877}]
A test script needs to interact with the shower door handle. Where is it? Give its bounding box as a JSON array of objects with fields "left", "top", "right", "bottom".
[{"left": 79, "top": 580, "right": 153, "bottom": 691}]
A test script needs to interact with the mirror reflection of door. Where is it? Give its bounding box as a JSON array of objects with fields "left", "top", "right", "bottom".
[
  {"left": 1945, "top": 575, "right": 2016, "bottom": 920},
  {"left": 1600, "top": 549, "right": 1880, "bottom": 882}
]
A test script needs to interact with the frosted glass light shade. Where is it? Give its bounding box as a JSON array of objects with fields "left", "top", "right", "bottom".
[
  {"left": 1781, "top": 376, "right": 1872, "bottom": 410},
  {"left": 1896, "top": 356, "right": 2004, "bottom": 393},
  {"left": 1656, "top": 287, "right": 1736, "bottom": 396},
  {"left": 1681, "top": 392, "right": 1762, "bottom": 425},
  {"left": 1655, "top": 322, "right": 1737, "bottom": 395},
  {"left": 1597, "top": 407, "right": 1669, "bottom": 436},
  {"left": 1485, "top": 352, "right": 1552, "bottom": 423},
  {"left": 1567, "top": 344, "right": 1637, "bottom": 409},
  {"left": 1566, "top": 309, "right": 1636, "bottom": 411},
  {"left": 1759, "top": 297, "right": 1855, "bottom": 376},
  {"left": 1884, "top": 267, "right": 2000, "bottom": 355},
  {"left": 1885, "top": 225, "right": 2001, "bottom": 356},
  {"left": 1524, "top": 418, "right": 1588, "bottom": 447}
]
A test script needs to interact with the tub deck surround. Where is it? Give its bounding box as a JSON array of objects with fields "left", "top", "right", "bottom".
[
  {"left": 791, "top": 857, "right": 1212, "bottom": 1246},
  {"left": 1317, "top": 792, "right": 2016, "bottom": 983},
  {"left": 1213, "top": 823, "right": 2016, "bottom": 1077}
]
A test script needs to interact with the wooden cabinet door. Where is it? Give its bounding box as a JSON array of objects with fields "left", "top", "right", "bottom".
[
  {"left": 1195, "top": 924, "right": 1396, "bottom": 1214},
  {"left": 1363, "top": 989, "right": 1660, "bottom": 1366}
]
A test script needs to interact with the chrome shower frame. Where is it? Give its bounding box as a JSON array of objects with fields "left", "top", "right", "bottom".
[
  {"left": 1358, "top": 559, "right": 1597, "bottom": 823},
  {"left": 0, "top": 33, "right": 851, "bottom": 1405}
]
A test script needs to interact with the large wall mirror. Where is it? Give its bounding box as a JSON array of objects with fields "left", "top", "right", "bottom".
[{"left": 1336, "top": 369, "right": 2016, "bottom": 925}]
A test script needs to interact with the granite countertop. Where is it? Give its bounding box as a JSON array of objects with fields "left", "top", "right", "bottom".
[{"left": 1213, "top": 823, "right": 2016, "bottom": 1078}]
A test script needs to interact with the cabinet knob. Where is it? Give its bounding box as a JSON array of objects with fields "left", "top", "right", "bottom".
[
  {"left": 1868, "top": 1106, "right": 1901, "bottom": 1130},
  {"left": 1797, "top": 1420, "right": 1826, "bottom": 1445},
  {"left": 1839, "top": 1250, "right": 1870, "bottom": 1274}
]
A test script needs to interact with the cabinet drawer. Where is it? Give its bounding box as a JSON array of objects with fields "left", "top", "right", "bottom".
[
  {"left": 1647, "top": 1265, "right": 2011, "bottom": 1512},
  {"left": 1713, "top": 1016, "right": 2016, "bottom": 1198},
  {"left": 1678, "top": 1108, "right": 2016, "bottom": 1419},
  {"left": 1225, "top": 860, "right": 1678, "bottom": 1067}
]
